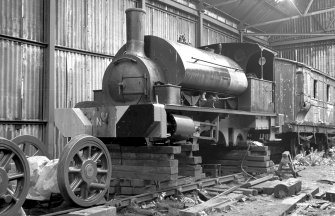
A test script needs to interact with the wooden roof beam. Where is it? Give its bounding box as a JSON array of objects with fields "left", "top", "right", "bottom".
[
  {"left": 271, "top": 35, "right": 335, "bottom": 46},
  {"left": 240, "top": 0, "right": 264, "bottom": 23},
  {"left": 245, "top": 6, "right": 335, "bottom": 29},
  {"left": 304, "top": 0, "right": 314, "bottom": 15},
  {"left": 211, "top": 0, "right": 240, "bottom": 7},
  {"left": 288, "top": 0, "right": 302, "bottom": 16}
]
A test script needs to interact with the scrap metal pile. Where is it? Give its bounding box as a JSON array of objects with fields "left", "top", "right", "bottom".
[{"left": 293, "top": 147, "right": 335, "bottom": 167}]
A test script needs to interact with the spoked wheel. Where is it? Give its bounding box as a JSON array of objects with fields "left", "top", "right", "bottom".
[
  {"left": 57, "top": 134, "right": 112, "bottom": 207},
  {"left": 0, "top": 138, "right": 30, "bottom": 216},
  {"left": 12, "top": 135, "right": 50, "bottom": 159}
]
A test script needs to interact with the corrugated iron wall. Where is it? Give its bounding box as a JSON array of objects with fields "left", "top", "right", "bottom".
[
  {"left": 0, "top": 0, "right": 44, "bottom": 141},
  {"left": 271, "top": 0, "right": 335, "bottom": 78},
  {"left": 1, "top": 0, "right": 240, "bottom": 158},
  {"left": 271, "top": 0, "right": 335, "bottom": 42},
  {"left": 275, "top": 41, "right": 335, "bottom": 78},
  {"left": 203, "top": 25, "right": 238, "bottom": 45},
  {"left": 0, "top": 0, "right": 44, "bottom": 41}
]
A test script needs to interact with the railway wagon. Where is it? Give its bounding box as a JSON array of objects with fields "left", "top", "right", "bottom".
[{"left": 203, "top": 42, "right": 335, "bottom": 155}]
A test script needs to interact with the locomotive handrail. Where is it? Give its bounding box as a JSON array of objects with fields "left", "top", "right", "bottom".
[{"left": 191, "top": 57, "right": 241, "bottom": 71}]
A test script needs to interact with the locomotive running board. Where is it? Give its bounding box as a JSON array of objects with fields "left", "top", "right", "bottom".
[{"left": 165, "top": 105, "right": 277, "bottom": 117}]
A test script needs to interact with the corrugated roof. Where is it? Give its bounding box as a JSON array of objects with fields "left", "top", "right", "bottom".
[{"left": 202, "top": 0, "right": 335, "bottom": 33}]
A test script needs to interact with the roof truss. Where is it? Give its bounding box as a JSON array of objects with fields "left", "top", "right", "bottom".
[{"left": 245, "top": 5, "right": 335, "bottom": 29}]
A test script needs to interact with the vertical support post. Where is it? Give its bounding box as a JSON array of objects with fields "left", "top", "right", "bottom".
[
  {"left": 44, "top": 0, "right": 56, "bottom": 158},
  {"left": 239, "top": 30, "right": 244, "bottom": 43},
  {"left": 197, "top": 1, "right": 204, "bottom": 47},
  {"left": 260, "top": 50, "right": 263, "bottom": 80},
  {"left": 140, "top": 0, "right": 145, "bottom": 9}
]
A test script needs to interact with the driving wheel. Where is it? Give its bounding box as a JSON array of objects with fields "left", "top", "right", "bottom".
[
  {"left": 0, "top": 137, "right": 30, "bottom": 216},
  {"left": 12, "top": 135, "right": 49, "bottom": 158},
  {"left": 57, "top": 134, "right": 112, "bottom": 207}
]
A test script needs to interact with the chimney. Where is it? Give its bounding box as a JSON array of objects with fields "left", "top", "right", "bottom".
[{"left": 125, "top": 8, "right": 146, "bottom": 56}]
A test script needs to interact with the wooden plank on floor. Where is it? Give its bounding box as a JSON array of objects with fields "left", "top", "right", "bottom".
[
  {"left": 122, "top": 153, "right": 174, "bottom": 160},
  {"left": 121, "top": 146, "right": 181, "bottom": 154},
  {"left": 112, "top": 165, "right": 178, "bottom": 174},
  {"left": 112, "top": 171, "right": 178, "bottom": 181},
  {"left": 249, "top": 146, "right": 269, "bottom": 152},
  {"left": 241, "top": 175, "right": 276, "bottom": 188},
  {"left": 219, "top": 160, "right": 274, "bottom": 167},
  {"left": 121, "top": 159, "right": 178, "bottom": 167},
  {"left": 179, "top": 186, "right": 245, "bottom": 216},
  {"left": 206, "top": 153, "right": 270, "bottom": 162},
  {"left": 262, "top": 187, "right": 319, "bottom": 216},
  {"left": 180, "top": 144, "right": 199, "bottom": 152},
  {"left": 175, "top": 155, "right": 202, "bottom": 164},
  {"left": 251, "top": 180, "right": 282, "bottom": 194},
  {"left": 179, "top": 165, "right": 202, "bottom": 171},
  {"left": 64, "top": 206, "right": 117, "bottom": 216}
]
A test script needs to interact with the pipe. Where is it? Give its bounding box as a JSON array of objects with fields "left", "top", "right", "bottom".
[{"left": 125, "top": 8, "right": 146, "bottom": 56}]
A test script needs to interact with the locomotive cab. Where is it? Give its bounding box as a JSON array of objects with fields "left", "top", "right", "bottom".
[{"left": 199, "top": 43, "right": 278, "bottom": 146}]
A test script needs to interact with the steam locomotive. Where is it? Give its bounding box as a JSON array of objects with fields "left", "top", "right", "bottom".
[
  {"left": 52, "top": 7, "right": 335, "bottom": 207},
  {"left": 56, "top": 7, "right": 335, "bottom": 154}
]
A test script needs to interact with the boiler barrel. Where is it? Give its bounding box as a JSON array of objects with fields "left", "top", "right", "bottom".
[{"left": 145, "top": 36, "right": 248, "bottom": 95}]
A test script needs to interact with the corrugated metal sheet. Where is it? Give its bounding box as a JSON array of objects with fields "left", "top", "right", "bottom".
[
  {"left": 0, "top": 40, "right": 44, "bottom": 120},
  {"left": 56, "top": 0, "right": 200, "bottom": 53},
  {"left": 276, "top": 40, "right": 335, "bottom": 78},
  {"left": 56, "top": 0, "right": 137, "bottom": 55},
  {"left": 203, "top": 25, "right": 238, "bottom": 45},
  {"left": 146, "top": 4, "right": 197, "bottom": 45},
  {"left": 55, "top": 50, "right": 112, "bottom": 109},
  {"left": 0, "top": 124, "right": 44, "bottom": 141},
  {"left": 0, "top": 40, "right": 21, "bottom": 120},
  {"left": 0, "top": 0, "right": 44, "bottom": 41},
  {"left": 22, "top": 44, "right": 44, "bottom": 120}
]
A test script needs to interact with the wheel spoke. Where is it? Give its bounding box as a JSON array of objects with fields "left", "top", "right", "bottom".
[
  {"left": 1, "top": 153, "right": 14, "bottom": 168},
  {"left": 71, "top": 179, "right": 83, "bottom": 192},
  {"left": 8, "top": 173, "right": 24, "bottom": 181},
  {"left": 19, "top": 144, "right": 26, "bottom": 154},
  {"left": 97, "top": 168, "right": 108, "bottom": 174},
  {"left": 92, "top": 151, "right": 103, "bottom": 162},
  {"left": 82, "top": 146, "right": 91, "bottom": 159},
  {"left": 88, "top": 145, "right": 92, "bottom": 158},
  {"left": 69, "top": 166, "right": 81, "bottom": 173},
  {"left": 89, "top": 182, "right": 106, "bottom": 190},
  {"left": 6, "top": 188, "right": 18, "bottom": 203},
  {"left": 75, "top": 153, "right": 84, "bottom": 163},
  {"left": 80, "top": 183, "right": 89, "bottom": 199},
  {"left": 32, "top": 149, "right": 40, "bottom": 157}
]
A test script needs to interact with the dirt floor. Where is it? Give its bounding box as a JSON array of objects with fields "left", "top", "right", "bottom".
[
  {"left": 211, "top": 165, "right": 335, "bottom": 216},
  {"left": 118, "top": 164, "right": 335, "bottom": 216},
  {"left": 210, "top": 165, "right": 335, "bottom": 216}
]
